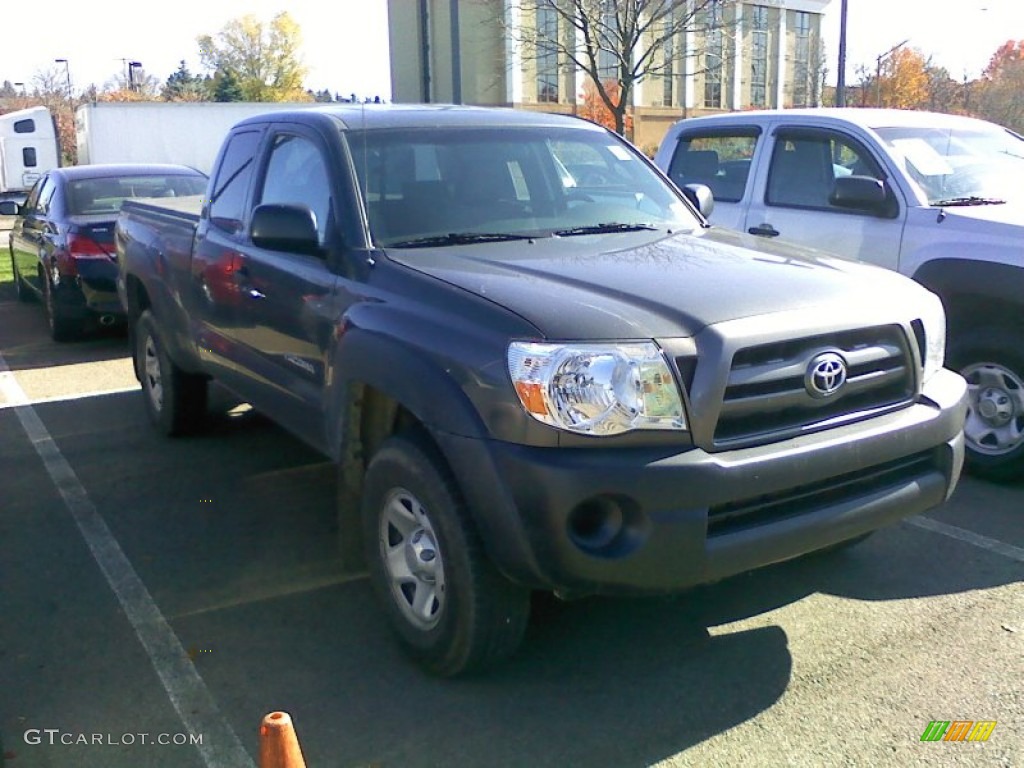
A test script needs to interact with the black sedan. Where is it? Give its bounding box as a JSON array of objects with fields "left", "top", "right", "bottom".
[{"left": 1, "top": 164, "right": 207, "bottom": 341}]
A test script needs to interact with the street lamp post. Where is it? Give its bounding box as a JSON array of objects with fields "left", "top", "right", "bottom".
[
  {"left": 836, "top": 0, "right": 848, "bottom": 107},
  {"left": 54, "top": 58, "right": 73, "bottom": 102}
]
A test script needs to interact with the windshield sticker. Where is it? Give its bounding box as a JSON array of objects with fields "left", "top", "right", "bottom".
[
  {"left": 607, "top": 145, "right": 633, "bottom": 161},
  {"left": 889, "top": 139, "right": 954, "bottom": 176}
]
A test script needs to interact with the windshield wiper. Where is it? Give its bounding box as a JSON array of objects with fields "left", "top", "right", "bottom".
[
  {"left": 932, "top": 196, "right": 1006, "bottom": 207},
  {"left": 386, "top": 232, "right": 535, "bottom": 248},
  {"left": 553, "top": 222, "right": 658, "bottom": 237}
]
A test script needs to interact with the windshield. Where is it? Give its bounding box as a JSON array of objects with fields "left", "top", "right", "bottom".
[
  {"left": 874, "top": 123, "right": 1024, "bottom": 205},
  {"left": 348, "top": 126, "right": 699, "bottom": 248}
]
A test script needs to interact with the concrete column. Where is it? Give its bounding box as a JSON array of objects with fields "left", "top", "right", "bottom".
[
  {"left": 776, "top": 8, "right": 787, "bottom": 108},
  {"left": 504, "top": 0, "right": 523, "bottom": 104},
  {"left": 683, "top": 0, "right": 696, "bottom": 113},
  {"left": 732, "top": 2, "right": 743, "bottom": 110}
]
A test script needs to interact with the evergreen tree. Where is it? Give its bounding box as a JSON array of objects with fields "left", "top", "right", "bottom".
[{"left": 212, "top": 69, "right": 244, "bottom": 102}]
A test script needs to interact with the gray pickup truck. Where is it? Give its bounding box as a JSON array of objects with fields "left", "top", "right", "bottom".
[{"left": 116, "top": 104, "right": 967, "bottom": 675}]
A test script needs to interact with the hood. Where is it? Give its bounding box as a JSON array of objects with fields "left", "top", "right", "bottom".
[
  {"left": 385, "top": 228, "right": 916, "bottom": 339},
  {"left": 938, "top": 200, "right": 1024, "bottom": 230}
]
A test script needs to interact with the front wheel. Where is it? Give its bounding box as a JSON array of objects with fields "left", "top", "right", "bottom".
[
  {"left": 135, "top": 310, "right": 208, "bottom": 436},
  {"left": 947, "top": 331, "right": 1024, "bottom": 482},
  {"left": 362, "top": 433, "right": 530, "bottom": 676}
]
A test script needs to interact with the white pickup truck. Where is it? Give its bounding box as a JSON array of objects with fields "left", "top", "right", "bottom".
[{"left": 654, "top": 108, "right": 1024, "bottom": 480}]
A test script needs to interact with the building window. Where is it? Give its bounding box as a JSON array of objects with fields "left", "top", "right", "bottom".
[
  {"left": 793, "top": 11, "right": 812, "bottom": 107},
  {"left": 537, "top": 6, "right": 559, "bottom": 103},
  {"left": 597, "top": 1, "right": 617, "bottom": 80},
  {"left": 702, "top": 2, "right": 725, "bottom": 108},
  {"left": 750, "top": 6, "right": 769, "bottom": 108}
]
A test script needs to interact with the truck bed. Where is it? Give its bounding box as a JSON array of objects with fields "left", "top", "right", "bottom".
[{"left": 120, "top": 194, "right": 203, "bottom": 224}]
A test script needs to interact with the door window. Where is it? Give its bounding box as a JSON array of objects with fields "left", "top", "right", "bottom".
[
  {"left": 666, "top": 131, "right": 760, "bottom": 202},
  {"left": 258, "top": 134, "right": 331, "bottom": 244},
  {"left": 767, "top": 131, "right": 885, "bottom": 211},
  {"left": 209, "top": 130, "right": 262, "bottom": 234}
]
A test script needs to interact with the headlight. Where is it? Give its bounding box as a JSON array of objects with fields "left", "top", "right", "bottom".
[
  {"left": 917, "top": 290, "right": 947, "bottom": 384},
  {"left": 507, "top": 341, "right": 687, "bottom": 435}
]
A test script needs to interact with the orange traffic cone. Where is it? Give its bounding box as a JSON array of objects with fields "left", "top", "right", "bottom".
[{"left": 259, "top": 711, "right": 307, "bottom": 768}]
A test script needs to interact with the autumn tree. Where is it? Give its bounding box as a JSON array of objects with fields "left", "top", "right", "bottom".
[
  {"left": 578, "top": 78, "right": 632, "bottom": 133},
  {"left": 503, "top": 0, "right": 737, "bottom": 136},
  {"left": 197, "top": 12, "right": 311, "bottom": 102},
  {"left": 974, "top": 40, "right": 1024, "bottom": 132},
  {"left": 873, "top": 47, "right": 929, "bottom": 109}
]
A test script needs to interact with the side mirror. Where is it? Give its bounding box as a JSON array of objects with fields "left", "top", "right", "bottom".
[
  {"left": 250, "top": 203, "right": 321, "bottom": 255},
  {"left": 0, "top": 200, "right": 21, "bottom": 216},
  {"left": 830, "top": 175, "right": 890, "bottom": 215},
  {"left": 681, "top": 183, "right": 715, "bottom": 219}
]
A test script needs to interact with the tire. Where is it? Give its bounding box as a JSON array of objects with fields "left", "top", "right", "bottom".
[
  {"left": 135, "top": 309, "right": 208, "bottom": 436},
  {"left": 947, "top": 331, "right": 1024, "bottom": 482},
  {"left": 362, "top": 432, "right": 530, "bottom": 676},
  {"left": 11, "top": 253, "right": 32, "bottom": 303},
  {"left": 42, "top": 270, "right": 77, "bottom": 342}
]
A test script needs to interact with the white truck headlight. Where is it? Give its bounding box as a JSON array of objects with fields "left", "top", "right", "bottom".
[
  {"left": 917, "top": 291, "right": 947, "bottom": 384},
  {"left": 508, "top": 341, "right": 687, "bottom": 435}
]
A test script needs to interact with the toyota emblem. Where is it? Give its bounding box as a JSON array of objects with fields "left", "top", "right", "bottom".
[{"left": 805, "top": 352, "right": 847, "bottom": 399}]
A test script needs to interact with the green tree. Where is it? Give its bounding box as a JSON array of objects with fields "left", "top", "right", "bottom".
[
  {"left": 197, "top": 12, "right": 311, "bottom": 102},
  {"left": 163, "top": 60, "right": 209, "bottom": 101},
  {"left": 212, "top": 69, "right": 244, "bottom": 102}
]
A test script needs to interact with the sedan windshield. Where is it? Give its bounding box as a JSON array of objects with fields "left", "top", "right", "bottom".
[
  {"left": 348, "top": 126, "right": 699, "bottom": 248},
  {"left": 874, "top": 123, "right": 1024, "bottom": 206}
]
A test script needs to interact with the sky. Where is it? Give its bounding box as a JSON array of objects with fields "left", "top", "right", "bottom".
[
  {"left": 1, "top": 1, "right": 1022, "bottom": 102},
  {"left": 821, "top": 0, "right": 1024, "bottom": 83},
  {"left": 0, "top": 0, "right": 393, "bottom": 101}
]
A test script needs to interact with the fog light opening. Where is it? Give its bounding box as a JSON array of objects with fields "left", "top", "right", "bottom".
[{"left": 568, "top": 497, "right": 625, "bottom": 552}]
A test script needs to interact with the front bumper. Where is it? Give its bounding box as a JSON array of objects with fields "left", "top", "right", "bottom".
[{"left": 437, "top": 368, "right": 967, "bottom": 595}]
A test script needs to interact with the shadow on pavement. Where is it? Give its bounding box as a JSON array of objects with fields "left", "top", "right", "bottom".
[{"left": 0, "top": 298, "right": 130, "bottom": 372}]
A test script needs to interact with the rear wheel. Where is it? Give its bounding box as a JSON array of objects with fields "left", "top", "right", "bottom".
[
  {"left": 135, "top": 309, "right": 208, "bottom": 436},
  {"left": 947, "top": 331, "right": 1024, "bottom": 482},
  {"left": 362, "top": 432, "right": 530, "bottom": 676},
  {"left": 42, "top": 267, "right": 77, "bottom": 342}
]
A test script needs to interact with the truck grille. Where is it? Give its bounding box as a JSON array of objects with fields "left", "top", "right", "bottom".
[{"left": 714, "top": 325, "right": 915, "bottom": 446}]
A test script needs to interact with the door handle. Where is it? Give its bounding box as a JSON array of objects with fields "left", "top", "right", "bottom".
[{"left": 748, "top": 224, "right": 780, "bottom": 238}]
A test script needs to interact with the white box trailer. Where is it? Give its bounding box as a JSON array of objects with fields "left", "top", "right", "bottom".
[
  {"left": 75, "top": 102, "right": 321, "bottom": 175},
  {"left": 0, "top": 106, "right": 60, "bottom": 201}
]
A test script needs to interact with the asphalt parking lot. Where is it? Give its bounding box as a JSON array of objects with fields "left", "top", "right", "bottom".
[{"left": 0, "top": 289, "right": 1021, "bottom": 767}]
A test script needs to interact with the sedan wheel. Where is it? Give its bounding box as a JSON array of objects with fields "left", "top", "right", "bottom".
[{"left": 42, "top": 270, "right": 76, "bottom": 342}]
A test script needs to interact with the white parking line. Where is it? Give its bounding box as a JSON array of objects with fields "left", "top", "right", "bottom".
[
  {"left": 906, "top": 515, "right": 1024, "bottom": 563},
  {"left": 0, "top": 385, "right": 139, "bottom": 410},
  {"left": 0, "top": 351, "right": 255, "bottom": 768}
]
